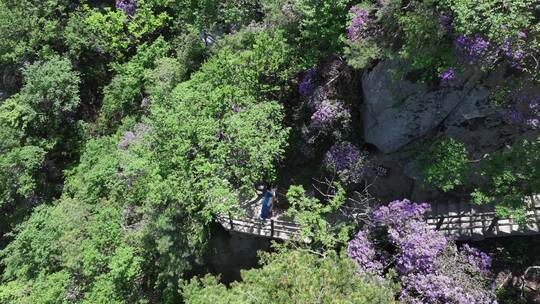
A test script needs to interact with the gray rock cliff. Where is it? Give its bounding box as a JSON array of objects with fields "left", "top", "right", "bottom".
[{"left": 362, "top": 60, "right": 491, "bottom": 153}]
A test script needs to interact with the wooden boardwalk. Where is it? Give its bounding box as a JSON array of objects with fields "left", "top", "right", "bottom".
[
  {"left": 425, "top": 195, "right": 540, "bottom": 241},
  {"left": 216, "top": 215, "right": 303, "bottom": 241},
  {"left": 215, "top": 193, "right": 305, "bottom": 241},
  {"left": 217, "top": 195, "right": 540, "bottom": 242}
]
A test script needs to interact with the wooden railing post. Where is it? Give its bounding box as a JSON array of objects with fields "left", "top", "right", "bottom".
[{"left": 228, "top": 212, "right": 234, "bottom": 230}]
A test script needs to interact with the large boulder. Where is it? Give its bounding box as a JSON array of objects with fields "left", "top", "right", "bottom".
[
  {"left": 362, "top": 60, "right": 489, "bottom": 153},
  {"left": 442, "top": 93, "right": 510, "bottom": 157}
]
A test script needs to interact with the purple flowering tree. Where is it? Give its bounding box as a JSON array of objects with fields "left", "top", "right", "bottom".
[
  {"left": 116, "top": 0, "right": 136, "bottom": 16},
  {"left": 309, "top": 100, "right": 350, "bottom": 131},
  {"left": 324, "top": 142, "right": 366, "bottom": 183},
  {"left": 299, "top": 68, "right": 317, "bottom": 96},
  {"left": 501, "top": 36, "right": 527, "bottom": 70},
  {"left": 348, "top": 6, "right": 371, "bottom": 42},
  {"left": 344, "top": 4, "right": 385, "bottom": 69},
  {"left": 438, "top": 67, "right": 455, "bottom": 82},
  {"left": 454, "top": 34, "right": 497, "bottom": 66},
  {"left": 439, "top": 15, "right": 452, "bottom": 34},
  {"left": 504, "top": 94, "right": 540, "bottom": 130},
  {"left": 454, "top": 31, "right": 531, "bottom": 71},
  {"left": 348, "top": 199, "right": 496, "bottom": 303},
  {"left": 117, "top": 123, "right": 151, "bottom": 150}
]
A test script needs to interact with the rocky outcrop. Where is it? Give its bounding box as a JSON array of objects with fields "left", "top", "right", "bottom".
[
  {"left": 362, "top": 60, "right": 491, "bottom": 153},
  {"left": 206, "top": 224, "right": 271, "bottom": 283},
  {"left": 443, "top": 95, "right": 511, "bottom": 156}
]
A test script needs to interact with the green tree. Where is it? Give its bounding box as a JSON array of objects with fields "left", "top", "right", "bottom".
[
  {"left": 440, "top": 0, "right": 537, "bottom": 43},
  {"left": 293, "top": 0, "right": 349, "bottom": 65},
  {"left": 97, "top": 37, "right": 171, "bottom": 132},
  {"left": 396, "top": 0, "right": 453, "bottom": 73},
  {"left": 416, "top": 137, "right": 469, "bottom": 192},
  {"left": 0, "top": 56, "right": 80, "bottom": 136},
  {"left": 0, "top": 197, "right": 144, "bottom": 303},
  {"left": 0, "top": 0, "right": 73, "bottom": 70},
  {"left": 472, "top": 137, "right": 540, "bottom": 222},
  {"left": 82, "top": 1, "right": 172, "bottom": 59},
  {"left": 286, "top": 184, "right": 352, "bottom": 248},
  {"left": 0, "top": 28, "right": 298, "bottom": 303},
  {"left": 182, "top": 249, "right": 396, "bottom": 304},
  {"left": 0, "top": 56, "right": 80, "bottom": 235}
]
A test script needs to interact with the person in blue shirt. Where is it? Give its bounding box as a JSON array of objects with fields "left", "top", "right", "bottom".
[{"left": 259, "top": 187, "right": 275, "bottom": 219}]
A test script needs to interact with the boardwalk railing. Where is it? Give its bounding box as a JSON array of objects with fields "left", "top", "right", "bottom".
[
  {"left": 216, "top": 213, "right": 304, "bottom": 241},
  {"left": 217, "top": 195, "right": 540, "bottom": 241},
  {"left": 425, "top": 196, "right": 540, "bottom": 240}
]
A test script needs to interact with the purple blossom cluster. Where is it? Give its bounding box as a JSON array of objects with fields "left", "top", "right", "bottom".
[
  {"left": 372, "top": 200, "right": 430, "bottom": 226},
  {"left": 141, "top": 96, "right": 150, "bottom": 108},
  {"left": 400, "top": 272, "right": 495, "bottom": 304},
  {"left": 310, "top": 100, "right": 348, "bottom": 129},
  {"left": 310, "top": 101, "right": 335, "bottom": 126},
  {"left": 372, "top": 200, "right": 447, "bottom": 274},
  {"left": 438, "top": 67, "right": 455, "bottom": 82},
  {"left": 439, "top": 15, "right": 452, "bottom": 34},
  {"left": 504, "top": 94, "right": 540, "bottom": 129},
  {"left": 461, "top": 244, "right": 492, "bottom": 276},
  {"left": 454, "top": 34, "right": 493, "bottom": 65},
  {"left": 347, "top": 6, "right": 371, "bottom": 41},
  {"left": 231, "top": 103, "right": 241, "bottom": 113},
  {"left": 454, "top": 31, "right": 531, "bottom": 70},
  {"left": 324, "top": 141, "right": 365, "bottom": 183},
  {"left": 500, "top": 32, "right": 528, "bottom": 70},
  {"left": 116, "top": 0, "right": 136, "bottom": 16},
  {"left": 394, "top": 221, "right": 448, "bottom": 274},
  {"left": 117, "top": 123, "right": 150, "bottom": 150},
  {"left": 324, "top": 141, "right": 360, "bottom": 172},
  {"left": 347, "top": 199, "right": 496, "bottom": 303},
  {"left": 346, "top": 230, "right": 383, "bottom": 275},
  {"left": 299, "top": 68, "right": 317, "bottom": 96},
  {"left": 502, "top": 42, "right": 525, "bottom": 69},
  {"left": 401, "top": 273, "right": 462, "bottom": 303}
]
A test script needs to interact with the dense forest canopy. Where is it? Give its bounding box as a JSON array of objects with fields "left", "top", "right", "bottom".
[{"left": 0, "top": 0, "right": 539, "bottom": 303}]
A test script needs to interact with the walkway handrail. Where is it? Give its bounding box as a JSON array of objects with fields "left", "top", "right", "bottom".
[{"left": 217, "top": 195, "right": 540, "bottom": 241}]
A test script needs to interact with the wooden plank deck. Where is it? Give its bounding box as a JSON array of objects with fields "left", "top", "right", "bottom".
[
  {"left": 216, "top": 215, "right": 304, "bottom": 241},
  {"left": 217, "top": 195, "right": 540, "bottom": 242},
  {"left": 425, "top": 195, "right": 540, "bottom": 240},
  {"left": 215, "top": 193, "right": 306, "bottom": 241}
]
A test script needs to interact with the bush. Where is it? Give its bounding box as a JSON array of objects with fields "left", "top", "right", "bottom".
[
  {"left": 416, "top": 137, "right": 469, "bottom": 192},
  {"left": 0, "top": 56, "right": 80, "bottom": 136},
  {"left": 472, "top": 137, "right": 540, "bottom": 222},
  {"left": 293, "top": 0, "right": 349, "bottom": 65},
  {"left": 97, "top": 37, "right": 171, "bottom": 132},
  {"left": 182, "top": 249, "right": 396, "bottom": 304},
  {"left": 348, "top": 200, "right": 497, "bottom": 303}
]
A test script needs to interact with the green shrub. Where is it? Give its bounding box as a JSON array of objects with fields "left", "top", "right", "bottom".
[
  {"left": 182, "top": 249, "right": 396, "bottom": 304},
  {"left": 294, "top": 0, "right": 349, "bottom": 65},
  {"left": 472, "top": 137, "right": 540, "bottom": 222},
  {"left": 416, "top": 137, "right": 469, "bottom": 192},
  {"left": 396, "top": 1, "right": 453, "bottom": 74}
]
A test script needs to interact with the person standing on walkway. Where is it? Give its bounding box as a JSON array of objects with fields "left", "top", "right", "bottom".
[{"left": 260, "top": 186, "right": 275, "bottom": 219}]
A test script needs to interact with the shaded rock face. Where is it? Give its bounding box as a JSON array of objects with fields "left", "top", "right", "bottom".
[
  {"left": 362, "top": 60, "right": 491, "bottom": 154},
  {"left": 204, "top": 223, "right": 271, "bottom": 283},
  {"left": 443, "top": 102, "right": 510, "bottom": 157}
]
